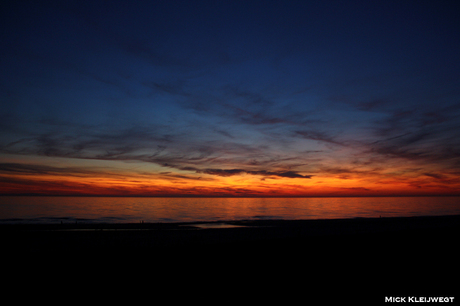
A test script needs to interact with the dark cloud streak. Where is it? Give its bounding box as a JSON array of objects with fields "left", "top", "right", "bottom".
[
  {"left": 199, "top": 168, "right": 312, "bottom": 179},
  {"left": 0, "top": 162, "right": 109, "bottom": 178}
]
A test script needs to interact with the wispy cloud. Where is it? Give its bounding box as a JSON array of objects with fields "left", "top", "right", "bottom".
[
  {"left": 0, "top": 162, "right": 94, "bottom": 177},
  {"left": 294, "top": 130, "right": 345, "bottom": 146}
]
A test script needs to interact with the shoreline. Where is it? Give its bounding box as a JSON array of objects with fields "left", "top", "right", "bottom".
[
  {"left": 1, "top": 214, "right": 458, "bottom": 248},
  {"left": 1, "top": 213, "right": 458, "bottom": 230},
  {"left": 1, "top": 213, "right": 458, "bottom": 226},
  {"left": 3, "top": 214, "right": 458, "bottom": 303}
]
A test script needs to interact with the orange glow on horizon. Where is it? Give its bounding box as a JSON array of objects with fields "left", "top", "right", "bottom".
[{"left": 1, "top": 167, "right": 459, "bottom": 197}]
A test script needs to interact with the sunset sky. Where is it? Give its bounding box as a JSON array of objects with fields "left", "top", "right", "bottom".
[{"left": 1, "top": 0, "right": 460, "bottom": 196}]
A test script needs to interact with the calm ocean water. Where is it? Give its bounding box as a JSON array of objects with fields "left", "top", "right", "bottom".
[{"left": 0, "top": 196, "right": 459, "bottom": 224}]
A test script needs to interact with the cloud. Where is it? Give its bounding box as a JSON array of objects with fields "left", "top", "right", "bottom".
[
  {"left": 0, "top": 175, "right": 92, "bottom": 195},
  {"left": 200, "top": 169, "right": 245, "bottom": 177},
  {"left": 1, "top": 123, "right": 175, "bottom": 159},
  {"left": 0, "top": 162, "right": 146, "bottom": 182},
  {"left": 367, "top": 131, "right": 460, "bottom": 167},
  {"left": 295, "top": 130, "right": 344, "bottom": 146},
  {"left": 198, "top": 168, "right": 312, "bottom": 179},
  {"left": 339, "top": 187, "right": 371, "bottom": 192},
  {"left": 249, "top": 170, "right": 313, "bottom": 179},
  {"left": 158, "top": 172, "right": 212, "bottom": 181},
  {"left": 351, "top": 102, "right": 460, "bottom": 170},
  {"left": 0, "top": 162, "right": 97, "bottom": 177},
  {"left": 423, "top": 172, "right": 447, "bottom": 180},
  {"left": 1, "top": 119, "right": 316, "bottom": 181}
]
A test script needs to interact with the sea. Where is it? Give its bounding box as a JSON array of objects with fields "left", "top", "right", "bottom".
[{"left": 1, "top": 196, "right": 460, "bottom": 224}]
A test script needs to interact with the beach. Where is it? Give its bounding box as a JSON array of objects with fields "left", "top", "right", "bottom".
[
  {"left": 2, "top": 215, "right": 458, "bottom": 251},
  {"left": 2, "top": 215, "right": 458, "bottom": 304}
]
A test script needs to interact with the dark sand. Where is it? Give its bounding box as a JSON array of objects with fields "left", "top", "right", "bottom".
[{"left": 2, "top": 215, "right": 458, "bottom": 304}]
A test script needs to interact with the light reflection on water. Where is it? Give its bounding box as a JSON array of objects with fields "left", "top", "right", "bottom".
[{"left": 0, "top": 196, "right": 459, "bottom": 224}]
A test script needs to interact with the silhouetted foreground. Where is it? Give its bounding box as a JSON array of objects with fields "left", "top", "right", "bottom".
[
  {"left": 2, "top": 215, "right": 458, "bottom": 251},
  {"left": 2, "top": 215, "right": 458, "bottom": 304}
]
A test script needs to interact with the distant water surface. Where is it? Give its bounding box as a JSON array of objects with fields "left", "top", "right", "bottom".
[{"left": 0, "top": 196, "right": 459, "bottom": 224}]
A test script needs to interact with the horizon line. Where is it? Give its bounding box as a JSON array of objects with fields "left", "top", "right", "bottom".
[{"left": 2, "top": 194, "right": 460, "bottom": 198}]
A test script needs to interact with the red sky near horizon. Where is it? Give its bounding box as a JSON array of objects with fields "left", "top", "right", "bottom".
[
  {"left": 1, "top": 1, "right": 460, "bottom": 197},
  {"left": 1, "top": 151, "right": 459, "bottom": 197}
]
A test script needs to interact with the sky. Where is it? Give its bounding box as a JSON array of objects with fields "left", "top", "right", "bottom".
[{"left": 1, "top": 0, "right": 460, "bottom": 196}]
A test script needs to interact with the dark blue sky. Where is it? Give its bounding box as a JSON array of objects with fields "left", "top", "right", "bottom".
[{"left": 1, "top": 0, "right": 460, "bottom": 196}]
